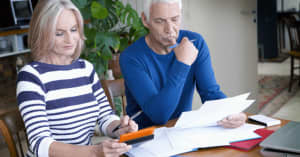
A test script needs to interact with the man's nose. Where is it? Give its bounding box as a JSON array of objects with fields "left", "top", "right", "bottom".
[{"left": 164, "top": 21, "right": 173, "bottom": 33}]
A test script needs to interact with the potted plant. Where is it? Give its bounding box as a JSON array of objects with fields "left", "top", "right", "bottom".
[{"left": 72, "top": 0, "right": 148, "bottom": 78}]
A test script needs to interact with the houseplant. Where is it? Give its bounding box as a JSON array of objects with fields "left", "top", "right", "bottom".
[
  {"left": 72, "top": 0, "right": 148, "bottom": 78},
  {"left": 72, "top": 0, "right": 147, "bottom": 116}
]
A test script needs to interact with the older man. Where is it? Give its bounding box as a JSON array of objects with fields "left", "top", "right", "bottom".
[{"left": 120, "top": 0, "right": 247, "bottom": 129}]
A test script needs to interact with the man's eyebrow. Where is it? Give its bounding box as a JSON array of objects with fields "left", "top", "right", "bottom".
[
  {"left": 154, "top": 15, "right": 180, "bottom": 20},
  {"left": 172, "top": 15, "right": 180, "bottom": 18},
  {"left": 154, "top": 17, "right": 166, "bottom": 21}
]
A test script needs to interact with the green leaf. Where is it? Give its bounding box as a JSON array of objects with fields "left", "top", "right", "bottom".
[
  {"left": 102, "top": 46, "right": 112, "bottom": 56},
  {"left": 96, "top": 0, "right": 105, "bottom": 6},
  {"left": 119, "top": 38, "right": 129, "bottom": 52},
  {"left": 133, "top": 28, "right": 148, "bottom": 41},
  {"left": 72, "top": 0, "right": 88, "bottom": 9},
  {"left": 113, "top": 97, "right": 123, "bottom": 116},
  {"left": 91, "top": 1, "right": 108, "bottom": 19},
  {"left": 95, "top": 32, "right": 120, "bottom": 50},
  {"left": 84, "top": 27, "right": 97, "bottom": 47},
  {"left": 115, "top": 1, "right": 124, "bottom": 16},
  {"left": 102, "top": 0, "right": 113, "bottom": 8},
  {"left": 80, "top": 7, "right": 92, "bottom": 20},
  {"left": 94, "top": 60, "right": 106, "bottom": 77}
]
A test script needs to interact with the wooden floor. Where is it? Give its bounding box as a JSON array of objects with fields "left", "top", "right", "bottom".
[{"left": 258, "top": 58, "right": 300, "bottom": 121}]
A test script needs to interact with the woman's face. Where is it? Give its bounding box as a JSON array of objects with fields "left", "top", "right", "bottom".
[{"left": 52, "top": 9, "right": 80, "bottom": 60}]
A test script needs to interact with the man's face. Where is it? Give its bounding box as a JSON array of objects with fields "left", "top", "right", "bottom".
[{"left": 143, "top": 2, "right": 181, "bottom": 48}]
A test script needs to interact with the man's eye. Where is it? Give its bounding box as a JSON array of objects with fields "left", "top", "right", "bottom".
[
  {"left": 56, "top": 32, "right": 63, "bottom": 36},
  {"left": 172, "top": 17, "right": 179, "bottom": 22},
  {"left": 155, "top": 19, "right": 164, "bottom": 24}
]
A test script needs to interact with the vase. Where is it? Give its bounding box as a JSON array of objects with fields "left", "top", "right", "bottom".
[{"left": 108, "top": 53, "right": 122, "bottom": 79}]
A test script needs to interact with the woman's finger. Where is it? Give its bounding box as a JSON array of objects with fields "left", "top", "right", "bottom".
[
  {"left": 120, "top": 115, "right": 130, "bottom": 127},
  {"left": 101, "top": 140, "right": 131, "bottom": 153},
  {"left": 128, "top": 120, "right": 138, "bottom": 132}
]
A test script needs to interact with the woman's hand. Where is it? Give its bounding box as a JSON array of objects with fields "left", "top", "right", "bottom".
[
  {"left": 92, "top": 139, "right": 131, "bottom": 157},
  {"left": 113, "top": 115, "right": 138, "bottom": 137},
  {"left": 217, "top": 112, "right": 247, "bottom": 128}
]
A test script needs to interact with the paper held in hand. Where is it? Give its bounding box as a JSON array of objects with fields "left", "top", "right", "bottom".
[{"left": 175, "top": 93, "right": 254, "bottom": 128}]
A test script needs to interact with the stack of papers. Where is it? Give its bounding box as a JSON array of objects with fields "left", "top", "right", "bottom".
[{"left": 127, "top": 93, "right": 262, "bottom": 157}]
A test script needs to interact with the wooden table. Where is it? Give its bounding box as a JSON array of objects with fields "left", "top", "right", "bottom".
[
  {"left": 162, "top": 118, "right": 289, "bottom": 157},
  {"left": 0, "top": 93, "right": 288, "bottom": 157}
]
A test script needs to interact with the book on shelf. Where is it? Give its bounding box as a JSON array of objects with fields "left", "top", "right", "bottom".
[{"left": 248, "top": 114, "right": 281, "bottom": 127}]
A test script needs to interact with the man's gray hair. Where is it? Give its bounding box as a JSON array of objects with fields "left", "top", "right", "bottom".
[{"left": 143, "top": 0, "right": 182, "bottom": 21}]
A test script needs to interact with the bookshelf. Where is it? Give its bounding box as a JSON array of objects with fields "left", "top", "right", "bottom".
[
  {"left": 0, "top": 28, "right": 29, "bottom": 58},
  {"left": 0, "top": 49, "right": 30, "bottom": 58}
]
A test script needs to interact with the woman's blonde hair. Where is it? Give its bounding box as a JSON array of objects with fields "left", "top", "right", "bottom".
[{"left": 28, "top": 0, "right": 85, "bottom": 61}]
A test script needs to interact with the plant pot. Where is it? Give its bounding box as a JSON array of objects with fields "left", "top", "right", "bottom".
[{"left": 108, "top": 53, "right": 122, "bottom": 79}]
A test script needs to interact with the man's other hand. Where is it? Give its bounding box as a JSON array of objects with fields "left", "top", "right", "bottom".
[{"left": 217, "top": 112, "right": 247, "bottom": 128}]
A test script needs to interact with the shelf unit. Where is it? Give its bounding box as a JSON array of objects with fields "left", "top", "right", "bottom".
[
  {"left": 0, "top": 28, "right": 28, "bottom": 36},
  {"left": 0, "top": 28, "right": 29, "bottom": 58},
  {"left": 0, "top": 49, "right": 30, "bottom": 58}
]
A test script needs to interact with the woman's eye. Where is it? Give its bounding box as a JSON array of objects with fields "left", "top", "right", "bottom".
[
  {"left": 71, "top": 27, "right": 77, "bottom": 32},
  {"left": 56, "top": 32, "right": 63, "bottom": 36}
]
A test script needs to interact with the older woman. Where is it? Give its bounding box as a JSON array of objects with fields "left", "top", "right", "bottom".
[{"left": 16, "top": 0, "right": 138, "bottom": 157}]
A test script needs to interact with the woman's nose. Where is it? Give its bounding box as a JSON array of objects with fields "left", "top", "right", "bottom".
[{"left": 64, "top": 32, "right": 72, "bottom": 43}]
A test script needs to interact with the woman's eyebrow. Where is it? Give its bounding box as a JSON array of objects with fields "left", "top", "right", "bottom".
[{"left": 56, "top": 24, "right": 77, "bottom": 31}]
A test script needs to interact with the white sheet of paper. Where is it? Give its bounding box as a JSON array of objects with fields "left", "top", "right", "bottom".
[
  {"left": 175, "top": 93, "right": 254, "bottom": 128},
  {"left": 167, "top": 123, "right": 264, "bottom": 150},
  {"left": 166, "top": 126, "right": 230, "bottom": 150},
  {"left": 223, "top": 123, "right": 265, "bottom": 142},
  {"left": 126, "top": 127, "right": 195, "bottom": 157}
]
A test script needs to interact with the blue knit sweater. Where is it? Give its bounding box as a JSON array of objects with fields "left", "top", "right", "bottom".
[{"left": 120, "top": 30, "right": 226, "bottom": 129}]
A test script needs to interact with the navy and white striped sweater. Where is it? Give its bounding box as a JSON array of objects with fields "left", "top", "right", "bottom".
[{"left": 16, "top": 59, "right": 119, "bottom": 157}]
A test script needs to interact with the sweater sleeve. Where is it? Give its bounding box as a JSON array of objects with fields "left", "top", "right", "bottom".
[
  {"left": 88, "top": 62, "right": 120, "bottom": 136},
  {"left": 17, "top": 67, "right": 54, "bottom": 157},
  {"left": 194, "top": 38, "right": 227, "bottom": 102},
  {"left": 120, "top": 53, "right": 190, "bottom": 125}
]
